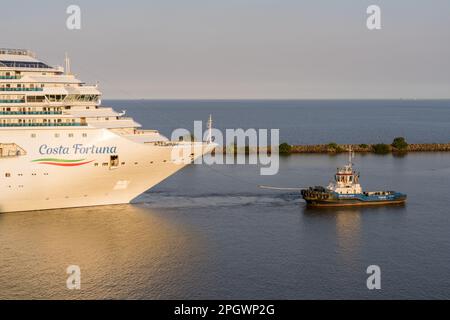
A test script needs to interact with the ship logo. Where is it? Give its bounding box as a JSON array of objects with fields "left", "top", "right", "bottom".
[{"left": 31, "top": 158, "right": 94, "bottom": 167}]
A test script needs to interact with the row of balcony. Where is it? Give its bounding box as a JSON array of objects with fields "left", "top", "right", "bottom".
[
  {"left": 0, "top": 76, "right": 21, "bottom": 80},
  {"left": 0, "top": 122, "right": 86, "bottom": 127},
  {"left": 0, "top": 87, "right": 43, "bottom": 92},
  {"left": 0, "top": 111, "right": 63, "bottom": 115},
  {"left": 0, "top": 99, "right": 25, "bottom": 103}
]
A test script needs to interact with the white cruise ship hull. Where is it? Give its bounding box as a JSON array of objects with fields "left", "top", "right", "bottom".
[{"left": 0, "top": 128, "right": 214, "bottom": 213}]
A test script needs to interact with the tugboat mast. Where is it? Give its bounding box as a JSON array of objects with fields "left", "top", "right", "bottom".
[
  {"left": 207, "top": 114, "right": 213, "bottom": 143},
  {"left": 348, "top": 145, "right": 354, "bottom": 167}
]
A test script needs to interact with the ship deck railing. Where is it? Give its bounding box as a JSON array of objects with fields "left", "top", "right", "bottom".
[
  {"left": 0, "top": 111, "right": 63, "bottom": 115},
  {"left": 0, "top": 88, "right": 43, "bottom": 92},
  {"left": 134, "top": 129, "right": 159, "bottom": 134},
  {"left": 0, "top": 123, "right": 86, "bottom": 127},
  {"left": 0, "top": 76, "right": 21, "bottom": 80},
  {"left": 0, "top": 100, "right": 26, "bottom": 103}
]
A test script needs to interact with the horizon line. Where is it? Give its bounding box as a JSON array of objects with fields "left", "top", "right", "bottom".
[{"left": 102, "top": 98, "right": 450, "bottom": 101}]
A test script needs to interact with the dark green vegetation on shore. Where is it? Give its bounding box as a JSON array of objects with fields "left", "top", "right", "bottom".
[
  {"left": 278, "top": 137, "right": 450, "bottom": 155},
  {"left": 217, "top": 137, "right": 450, "bottom": 155}
]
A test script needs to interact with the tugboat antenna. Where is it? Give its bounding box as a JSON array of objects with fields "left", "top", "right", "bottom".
[
  {"left": 65, "top": 52, "right": 71, "bottom": 75},
  {"left": 207, "top": 114, "right": 213, "bottom": 143},
  {"left": 348, "top": 145, "right": 353, "bottom": 166}
]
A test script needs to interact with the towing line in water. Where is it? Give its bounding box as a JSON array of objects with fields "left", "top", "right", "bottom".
[{"left": 258, "top": 185, "right": 304, "bottom": 191}]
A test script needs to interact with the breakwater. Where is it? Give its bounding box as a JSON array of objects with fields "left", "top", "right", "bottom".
[
  {"left": 213, "top": 142, "right": 450, "bottom": 154},
  {"left": 289, "top": 143, "right": 450, "bottom": 153}
]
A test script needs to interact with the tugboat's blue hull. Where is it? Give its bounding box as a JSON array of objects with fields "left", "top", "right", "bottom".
[
  {"left": 303, "top": 198, "right": 406, "bottom": 207},
  {"left": 301, "top": 189, "right": 407, "bottom": 207}
]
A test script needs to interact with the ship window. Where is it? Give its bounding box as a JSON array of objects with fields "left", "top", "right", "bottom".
[
  {"left": 31, "top": 134, "right": 36, "bottom": 138},
  {"left": 94, "top": 163, "right": 99, "bottom": 167},
  {"left": 102, "top": 163, "right": 108, "bottom": 167},
  {"left": 68, "top": 133, "right": 74, "bottom": 138},
  {"left": 82, "top": 133, "right": 87, "bottom": 137},
  {"left": 5, "top": 173, "right": 11, "bottom": 177},
  {"left": 110, "top": 155, "right": 119, "bottom": 168},
  {"left": 121, "top": 162, "right": 125, "bottom": 165}
]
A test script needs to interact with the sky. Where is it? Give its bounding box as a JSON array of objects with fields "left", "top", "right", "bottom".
[{"left": 2, "top": 0, "right": 450, "bottom": 99}]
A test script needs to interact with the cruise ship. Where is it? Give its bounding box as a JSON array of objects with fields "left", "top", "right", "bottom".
[{"left": 0, "top": 49, "right": 215, "bottom": 213}]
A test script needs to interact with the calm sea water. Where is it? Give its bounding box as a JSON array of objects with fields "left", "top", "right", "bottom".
[
  {"left": 105, "top": 99, "right": 450, "bottom": 145},
  {"left": 1, "top": 100, "right": 450, "bottom": 299}
]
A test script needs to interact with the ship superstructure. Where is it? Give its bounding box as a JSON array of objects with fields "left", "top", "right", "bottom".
[{"left": 0, "top": 49, "right": 214, "bottom": 212}]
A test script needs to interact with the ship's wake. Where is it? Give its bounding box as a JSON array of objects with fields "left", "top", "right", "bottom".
[{"left": 135, "top": 191, "right": 301, "bottom": 209}]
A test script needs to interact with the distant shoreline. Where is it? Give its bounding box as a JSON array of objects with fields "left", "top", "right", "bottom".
[
  {"left": 214, "top": 143, "right": 450, "bottom": 154},
  {"left": 288, "top": 143, "right": 450, "bottom": 154},
  {"left": 104, "top": 98, "right": 450, "bottom": 102}
]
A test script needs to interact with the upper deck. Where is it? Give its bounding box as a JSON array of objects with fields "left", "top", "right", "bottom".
[
  {"left": 0, "top": 49, "right": 60, "bottom": 72},
  {"left": 0, "top": 49, "right": 35, "bottom": 56},
  {"left": 0, "top": 49, "right": 142, "bottom": 131}
]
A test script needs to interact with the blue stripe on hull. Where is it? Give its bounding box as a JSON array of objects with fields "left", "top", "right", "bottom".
[
  {"left": 334, "top": 193, "right": 406, "bottom": 202},
  {"left": 302, "top": 191, "right": 407, "bottom": 207}
]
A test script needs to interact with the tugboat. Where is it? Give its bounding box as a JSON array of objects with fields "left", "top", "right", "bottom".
[{"left": 301, "top": 148, "right": 407, "bottom": 207}]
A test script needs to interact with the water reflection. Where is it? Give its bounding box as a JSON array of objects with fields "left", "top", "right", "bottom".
[
  {"left": 0, "top": 204, "right": 202, "bottom": 299},
  {"left": 302, "top": 204, "right": 405, "bottom": 262},
  {"left": 303, "top": 206, "right": 362, "bottom": 261}
]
